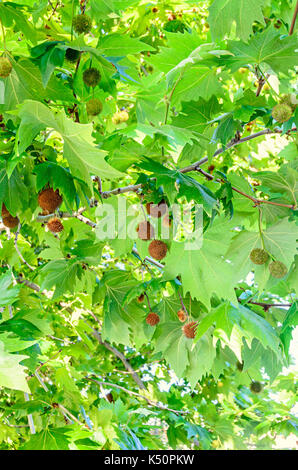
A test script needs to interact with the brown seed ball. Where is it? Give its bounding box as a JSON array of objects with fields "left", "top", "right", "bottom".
[
  {"left": 83, "top": 67, "right": 101, "bottom": 87},
  {"left": 1, "top": 203, "right": 10, "bottom": 218},
  {"left": 236, "top": 361, "right": 244, "bottom": 372},
  {"left": 47, "top": 217, "right": 64, "bottom": 233},
  {"left": 146, "top": 199, "right": 168, "bottom": 218},
  {"left": 177, "top": 309, "right": 187, "bottom": 322},
  {"left": 146, "top": 312, "right": 160, "bottom": 326},
  {"left": 182, "top": 321, "right": 198, "bottom": 339},
  {"left": 148, "top": 240, "right": 167, "bottom": 260},
  {"left": 137, "top": 293, "right": 145, "bottom": 303},
  {"left": 38, "top": 188, "right": 62, "bottom": 213},
  {"left": 250, "top": 381, "right": 262, "bottom": 394},
  {"left": 136, "top": 221, "right": 154, "bottom": 240},
  {"left": 3, "top": 214, "right": 19, "bottom": 228},
  {"left": 0, "top": 57, "right": 13, "bottom": 78},
  {"left": 269, "top": 260, "right": 288, "bottom": 279},
  {"left": 249, "top": 248, "right": 269, "bottom": 265}
]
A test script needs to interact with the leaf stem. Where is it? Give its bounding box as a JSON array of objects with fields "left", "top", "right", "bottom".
[{"left": 289, "top": 0, "right": 298, "bottom": 35}]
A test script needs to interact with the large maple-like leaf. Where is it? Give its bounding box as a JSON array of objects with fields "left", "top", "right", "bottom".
[
  {"left": 0, "top": 341, "right": 30, "bottom": 393},
  {"left": 226, "top": 28, "right": 297, "bottom": 75},
  {"left": 163, "top": 217, "right": 237, "bottom": 307},
  {"left": 16, "top": 100, "right": 123, "bottom": 190},
  {"left": 208, "top": 0, "right": 265, "bottom": 42}
]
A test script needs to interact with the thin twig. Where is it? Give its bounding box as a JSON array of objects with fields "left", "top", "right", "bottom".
[
  {"left": 196, "top": 168, "right": 296, "bottom": 210},
  {"left": 289, "top": 0, "right": 298, "bottom": 35},
  {"left": 14, "top": 224, "right": 35, "bottom": 271},
  {"left": 85, "top": 377, "right": 188, "bottom": 415},
  {"left": 92, "top": 329, "right": 146, "bottom": 390}
]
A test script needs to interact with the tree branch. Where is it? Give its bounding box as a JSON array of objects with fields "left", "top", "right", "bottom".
[
  {"left": 196, "top": 168, "right": 296, "bottom": 210},
  {"left": 91, "top": 329, "right": 146, "bottom": 390},
  {"left": 100, "top": 128, "right": 297, "bottom": 197},
  {"left": 85, "top": 377, "right": 188, "bottom": 415}
]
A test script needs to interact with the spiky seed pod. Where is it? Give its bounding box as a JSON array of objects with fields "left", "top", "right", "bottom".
[
  {"left": 65, "top": 48, "right": 80, "bottom": 62},
  {"left": 182, "top": 321, "right": 198, "bottom": 339},
  {"left": 269, "top": 260, "right": 288, "bottom": 279},
  {"left": 83, "top": 67, "right": 101, "bottom": 87},
  {"left": 3, "top": 214, "right": 19, "bottom": 228},
  {"left": 146, "top": 199, "right": 168, "bottom": 218},
  {"left": 112, "top": 110, "right": 129, "bottom": 124},
  {"left": 236, "top": 361, "right": 244, "bottom": 372},
  {"left": 280, "top": 94, "right": 297, "bottom": 112},
  {"left": 146, "top": 312, "right": 160, "bottom": 326},
  {"left": 0, "top": 57, "right": 12, "bottom": 78},
  {"left": 136, "top": 221, "right": 154, "bottom": 241},
  {"left": 1, "top": 203, "right": 10, "bottom": 218},
  {"left": 250, "top": 381, "right": 262, "bottom": 394},
  {"left": 137, "top": 293, "right": 145, "bottom": 303},
  {"left": 177, "top": 309, "right": 187, "bottom": 322},
  {"left": 72, "top": 14, "right": 92, "bottom": 34},
  {"left": 38, "top": 188, "right": 63, "bottom": 213},
  {"left": 148, "top": 240, "right": 168, "bottom": 260},
  {"left": 47, "top": 217, "right": 64, "bottom": 233},
  {"left": 86, "top": 98, "right": 103, "bottom": 116},
  {"left": 249, "top": 248, "right": 269, "bottom": 265},
  {"left": 272, "top": 103, "right": 293, "bottom": 123}
]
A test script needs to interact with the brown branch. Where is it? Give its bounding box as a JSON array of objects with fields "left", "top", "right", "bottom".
[
  {"left": 85, "top": 377, "right": 188, "bottom": 415},
  {"left": 91, "top": 329, "right": 146, "bottom": 390},
  {"left": 101, "top": 128, "right": 297, "bottom": 197},
  {"left": 256, "top": 73, "right": 270, "bottom": 97},
  {"left": 101, "top": 183, "right": 143, "bottom": 199},
  {"left": 16, "top": 277, "right": 40, "bottom": 292},
  {"left": 289, "top": 0, "right": 298, "bottom": 35},
  {"left": 241, "top": 300, "right": 292, "bottom": 311},
  {"left": 196, "top": 168, "right": 296, "bottom": 210}
]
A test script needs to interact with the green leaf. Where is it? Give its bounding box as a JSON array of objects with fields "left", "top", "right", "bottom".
[
  {"left": 21, "top": 427, "right": 71, "bottom": 450},
  {"left": 17, "top": 100, "right": 123, "bottom": 189},
  {"left": 208, "top": 0, "right": 265, "bottom": 42},
  {"left": 0, "top": 341, "right": 30, "bottom": 393},
  {"left": 226, "top": 28, "right": 298, "bottom": 75},
  {"left": 0, "top": 271, "right": 20, "bottom": 307},
  {"left": 163, "top": 218, "right": 237, "bottom": 307}
]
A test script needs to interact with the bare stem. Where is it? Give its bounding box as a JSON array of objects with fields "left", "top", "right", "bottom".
[{"left": 289, "top": 0, "right": 298, "bottom": 35}]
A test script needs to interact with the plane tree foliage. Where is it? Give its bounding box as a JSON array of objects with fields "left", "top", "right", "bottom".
[{"left": 0, "top": 0, "right": 297, "bottom": 450}]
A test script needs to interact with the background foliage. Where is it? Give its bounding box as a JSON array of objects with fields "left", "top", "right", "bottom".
[{"left": 0, "top": 0, "right": 297, "bottom": 450}]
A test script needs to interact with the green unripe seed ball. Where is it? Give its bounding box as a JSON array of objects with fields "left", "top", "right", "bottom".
[
  {"left": 250, "top": 381, "right": 262, "bottom": 394},
  {"left": 86, "top": 98, "right": 103, "bottom": 116},
  {"left": 72, "top": 14, "right": 92, "bottom": 34},
  {"left": 249, "top": 248, "right": 269, "bottom": 265},
  {"left": 269, "top": 260, "right": 288, "bottom": 279},
  {"left": 272, "top": 103, "right": 292, "bottom": 123},
  {"left": 65, "top": 48, "right": 80, "bottom": 62},
  {"left": 0, "top": 57, "right": 13, "bottom": 78},
  {"left": 83, "top": 67, "right": 101, "bottom": 87},
  {"left": 280, "top": 94, "right": 297, "bottom": 112}
]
